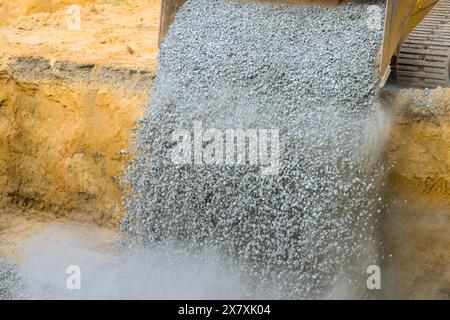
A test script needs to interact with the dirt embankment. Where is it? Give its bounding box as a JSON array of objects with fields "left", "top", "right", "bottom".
[
  {"left": 0, "top": 57, "right": 154, "bottom": 226},
  {"left": 388, "top": 88, "right": 450, "bottom": 202},
  {"left": 0, "top": 0, "right": 159, "bottom": 227},
  {"left": 383, "top": 88, "right": 450, "bottom": 299}
]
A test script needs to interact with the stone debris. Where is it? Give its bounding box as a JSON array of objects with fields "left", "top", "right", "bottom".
[
  {"left": 122, "top": 0, "right": 387, "bottom": 298},
  {"left": 0, "top": 257, "right": 23, "bottom": 300}
]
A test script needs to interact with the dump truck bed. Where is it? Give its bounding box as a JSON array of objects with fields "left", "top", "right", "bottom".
[{"left": 159, "top": 0, "right": 439, "bottom": 86}]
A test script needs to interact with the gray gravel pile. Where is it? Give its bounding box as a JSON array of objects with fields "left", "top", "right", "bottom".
[
  {"left": 122, "top": 0, "right": 387, "bottom": 298},
  {"left": 0, "top": 257, "right": 23, "bottom": 300}
]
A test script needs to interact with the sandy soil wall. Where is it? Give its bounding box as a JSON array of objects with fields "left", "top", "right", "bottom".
[
  {"left": 383, "top": 88, "right": 450, "bottom": 299},
  {"left": 0, "top": 57, "right": 153, "bottom": 226},
  {"left": 0, "top": 0, "right": 158, "bottom": 227}
]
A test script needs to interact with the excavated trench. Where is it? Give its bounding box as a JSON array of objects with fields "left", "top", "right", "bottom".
[
  {"left": 1, "top": 56, "right": 450, "bottom": 300},
  {"left": 0, "top": 56, "right": 154, "bottom": 226},
  {"left": 2, "top": 59, "right": 450, "bottom": 299},
  {"left": 0, "top": 0, "right": 450, "bottom": 300}
]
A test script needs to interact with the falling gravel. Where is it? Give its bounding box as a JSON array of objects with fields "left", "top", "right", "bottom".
[
  {"left": 0, "top": 257, "right": 23, "bottom": 300},
  {"left": 122, "top": 0, "right": 388, "bottom": 298}
]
